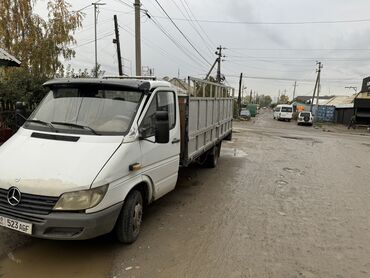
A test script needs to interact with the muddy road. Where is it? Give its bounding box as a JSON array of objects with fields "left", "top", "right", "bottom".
[{"left": 1, "top": 110, "right": 370, "bottom": 277}]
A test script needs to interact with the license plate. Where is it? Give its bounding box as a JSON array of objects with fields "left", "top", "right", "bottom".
[{"left": 0, "top": 215, "right": 32, "bottom": 235}]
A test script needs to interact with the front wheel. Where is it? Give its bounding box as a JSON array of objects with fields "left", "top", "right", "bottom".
[{"left": 115, "top": 190, "right": 143, "bottom": 244}]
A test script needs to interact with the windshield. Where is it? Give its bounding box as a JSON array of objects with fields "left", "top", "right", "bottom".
[
  {"left": 24, "top": 85, "right": 143, "bottom": 135},
  {"left": 281, "top": 107, "right": 293, "bottom": 112},
  {"left": 300, "top": 112, "right": 310, "bottom": 117}
]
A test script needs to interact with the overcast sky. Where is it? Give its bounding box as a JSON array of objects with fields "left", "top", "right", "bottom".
[{"left": 35, "top": 0, "right": 370, "bottom": 100}]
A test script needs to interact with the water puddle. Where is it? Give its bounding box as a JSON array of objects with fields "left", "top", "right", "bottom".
[
  {"left": 278, "top": 136, "right": 322, "bottom": 146},
  {"left": 0, "top": 237, "right": 117, "bottom": 278},
  {"left": 283, "top": 167, "right": 301, "bottom": 174},
  {"left": 221, "top": 148, "right": 248, "bottom": 158},
  {"left": 275, "top": 180, "right": 288, "bottom": 186}
]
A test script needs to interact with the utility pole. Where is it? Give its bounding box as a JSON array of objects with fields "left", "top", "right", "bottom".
[
  {"left": 134, "top": 0, "right": 141, "bottom": 76},
  {"left": 316, "top": 62, "right": 323, "bottom": 106},
  {"left": 293, "top": 81, "right": 298, "bottom": 101},
  {"left": 113, "top": 15, "right": 123, "bottom": 76},
  {"left": 216, "top": 45, "right": 226, "bottom": 83},
  {"left": 238, "top": 73, "right": 243, "bottom": 116},
  {"left": 92, "top": 2, "right": 106, "bottom": 78},
  {"left": 278, "top": 90, "right": 281, "bottom": 104},
  {"left": 250, "top": 90, "right": 253, "bottom": 104},
  {"left": 310, "top": 61, "right": 323, "bottom": 112},
  {"left": 206, "top": 46, "right": 226, "bottom": 82}
]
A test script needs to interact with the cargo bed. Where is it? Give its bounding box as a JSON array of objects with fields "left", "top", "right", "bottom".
[{"left": 179, "top": 77, "right": 234, "bottom": 166}]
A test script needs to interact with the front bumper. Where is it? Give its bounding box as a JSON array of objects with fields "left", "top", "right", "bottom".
[{"left": 0, "top": 202, "right": 123, "bottom": 240}]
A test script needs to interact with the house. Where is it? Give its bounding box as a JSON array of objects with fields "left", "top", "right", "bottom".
[
  {"left": 324, "top": 96, "right": 355, "bottom": 125},
  {"left": 0, "top": 48, "right": 21, "bottom": 68},
  {"left": 354, "top": 77, "right": 370, "bottom": 124}
]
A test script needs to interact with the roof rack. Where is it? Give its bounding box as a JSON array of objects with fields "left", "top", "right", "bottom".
[{"left": 103, "top": 75, "right": 157, "bottom": 80}]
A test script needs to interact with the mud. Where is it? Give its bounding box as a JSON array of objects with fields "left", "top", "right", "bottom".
[
  {"left": 1, "top": 110, "right": 370, "bottom": 277},
  {"left": 0, "top": 236, "right": 117, "bottom": 278}
]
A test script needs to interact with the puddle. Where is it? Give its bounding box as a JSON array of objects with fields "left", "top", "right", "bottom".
[
  {"left": 221, "top": 148, "right": 248, "bottom": 158},
  {"left": 275, "top": 180, "right": 288, "bottom": 186},
  {"left": 0, "top": 237, "right": 117, "bottom": 278},
  {"left": 283, "top": 167, "right": 301, "bottom": 174},
  {"left": 279, "top": 136, "right": 321, "bottom": 146}
]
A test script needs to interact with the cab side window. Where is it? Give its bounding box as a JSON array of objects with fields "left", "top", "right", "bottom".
[{"left": 140, "top": 91, "right": 176, "bottom": 138}]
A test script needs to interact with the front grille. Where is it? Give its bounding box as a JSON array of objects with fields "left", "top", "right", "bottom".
[
  {"left": 0, "top": 206, "right": 45, "bottom": 223},
  {"left": 0, "top": 188, "right": 59, "bottom": 215}
]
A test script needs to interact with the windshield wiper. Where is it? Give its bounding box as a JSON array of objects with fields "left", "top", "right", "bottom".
[
  {"left": 51, "top": 122, "right": 99, "bottom": 135},
  {"left": 26, "top": 119, "right": 56, "bottom": 131}
]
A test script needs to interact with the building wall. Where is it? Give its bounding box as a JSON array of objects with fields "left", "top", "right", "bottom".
[{"left": 335, "top": 108, "right": 354, "bottom": 125}]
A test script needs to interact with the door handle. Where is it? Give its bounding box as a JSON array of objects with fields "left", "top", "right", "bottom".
[{"left": 172, "top": 138, "right": 180, "bottom": 144}]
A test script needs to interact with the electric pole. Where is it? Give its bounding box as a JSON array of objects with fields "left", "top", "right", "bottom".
[
  {"left": 310, "top": 61, "right": 323, "bottom": 112},
  {"left": 250, "top": 90, "right": 253, "bottom": 104},
  {"left": 113, "top": 15, "right": 123, "bottom": 76},
  {"left": 205, "top": 46, "right": 226, "bottom": 82},
  {"left": 316, "top": 62, "right": 323, "bottom": 106},
  {"left": 134, "top": 0, "right": 141, "bottom": 76},
  {"left": 216, "top": 45, "right": 226, "bottom": 83},
  {"left": 92, "top": 2, "right": 106, "bottom": 78},
  {"left": 238, "top": 73, "right": 243, "bottom": 116},
  {"left": 293, "top": 81, "right": 298, "bottom": 101}
]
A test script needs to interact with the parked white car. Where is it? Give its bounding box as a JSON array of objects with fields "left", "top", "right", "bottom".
[
  {"left": 273, "top": 105, "right": 293, "bottom": 121},
  {"left": 297, "top": 111, "right": 313, "bottom": 126}
]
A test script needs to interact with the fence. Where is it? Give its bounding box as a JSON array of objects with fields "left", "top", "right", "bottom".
[{"left": 313, "top": 105, "right": 335, "bottom": 122}]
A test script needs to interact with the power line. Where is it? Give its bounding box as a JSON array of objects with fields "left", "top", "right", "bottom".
[
  {"left": 180, "top": 0, "right": 216, "bottom": 48},
  {"left": 113, "top": 0, "right": 133, "bottom": 9},
  {"left": 169, "top": 0, "right": 213, "bottom": 56},
  {"left": 118, "top": 24, "right": 206, "bottom": 72},
  {"left": 228, "top": 48, "right": 370, "bottom": 51},
  {"left": 225, "top": 74, "right": 361, "bottom": 83},
  {"left": 152, "top": 0, "right": 212, "bottom": 66},
  {"left": 71, "top": 32, "right": 114, "bottom": 49},
  {"left": 145, "top": 13, "right": 209, "bottom": 70},
  {"left": 151, "top": 15, "right": 370, "bottom": 25}
]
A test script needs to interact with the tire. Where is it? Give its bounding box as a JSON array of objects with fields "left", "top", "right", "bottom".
[
  {"left": 224, "top": 132, "right": 232, "bottom": 141},
  {"left": 288, "top": 119, "right": 291, "bottom": 122},
  {"left": 205, "top": 144, "right": 220, "bottom": 168},
  {"left": 115, "top": 190, "right": 143, "bottom": 244}
]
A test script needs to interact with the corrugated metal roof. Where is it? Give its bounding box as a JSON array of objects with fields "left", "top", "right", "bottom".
[
  {"left": 322, "top": 95, "right": 355, "bottom": 108},
  {"left": 0, "top": 48, "right": 21, "bottom": 67}
]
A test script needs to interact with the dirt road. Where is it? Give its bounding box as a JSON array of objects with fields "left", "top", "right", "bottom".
[{"left": 1, "top": 110, "right": 370, "bottom": 277}]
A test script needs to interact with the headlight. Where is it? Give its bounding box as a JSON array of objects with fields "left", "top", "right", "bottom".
[{"left": 53, "top": 184, "right": 109, "bottom": 211}]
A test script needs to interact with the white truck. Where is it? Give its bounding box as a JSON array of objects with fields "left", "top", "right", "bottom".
[{"left": 0, "top": 77, "right": 234, "bottom": 243}]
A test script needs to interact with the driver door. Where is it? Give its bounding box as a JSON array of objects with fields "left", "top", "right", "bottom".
[{"left": 138, "top": 89, "right": 180, "bottom": 199}]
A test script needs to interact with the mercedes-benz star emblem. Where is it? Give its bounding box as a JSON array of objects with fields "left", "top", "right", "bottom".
[{"left": 7, "top": 187, "right": 21, "bottom": 206}]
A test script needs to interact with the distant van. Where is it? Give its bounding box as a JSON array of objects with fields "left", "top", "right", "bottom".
[{"left": 273, "top": 104, "right": 293, "bottom": 121}]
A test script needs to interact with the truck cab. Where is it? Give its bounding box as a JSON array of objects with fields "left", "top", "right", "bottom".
[{"left": 0, "top": 78, "right": 182, "bottom": 243}]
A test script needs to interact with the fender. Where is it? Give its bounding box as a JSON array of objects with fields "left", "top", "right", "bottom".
[{"left": 87, "top": 174, "right": 154, "bottom": 213}]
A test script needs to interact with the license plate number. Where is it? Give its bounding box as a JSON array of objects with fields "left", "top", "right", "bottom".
[{"left": 0, "top": 215, "right": 32, "bottom": 235}]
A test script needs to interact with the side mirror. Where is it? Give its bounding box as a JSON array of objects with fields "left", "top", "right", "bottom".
[{"left": 155, "top": 111, "right": 169, "bottom": 144}]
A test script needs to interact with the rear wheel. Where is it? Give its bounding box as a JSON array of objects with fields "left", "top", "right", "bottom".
[
  {"left": 205, "top": 143, "right": 221, "bottom": 168},
  {"left": 115, "top": 190, "right": 143, "bottom": 244}
]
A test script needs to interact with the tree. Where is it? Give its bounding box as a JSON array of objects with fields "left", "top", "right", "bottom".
[
  {"left": 258, "top": 95, "right": 272, "bottom": 107},
  {"left": 279, "top": 94, "right": 290, "bottom": 104},
  {"left": 0, "top": 0, "right": 83, "bottom": 111},
  {"left": 0, "top": 0, "right": 83, "bottom": 77}
]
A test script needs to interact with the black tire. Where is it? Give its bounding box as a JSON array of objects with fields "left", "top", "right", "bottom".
[
  {"left": 224, "top": 132, "right": 232, "bottom": 141},
  {"left": 115, "top": 190, "right": 143, "bottom": 244},
  {"left": 205, "top": 145, "right": 219, "bottom": 168},
  {"left": 288, "top": 119, "right": 291, "bottom": 122}
]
